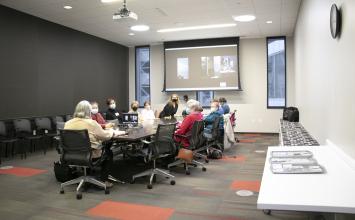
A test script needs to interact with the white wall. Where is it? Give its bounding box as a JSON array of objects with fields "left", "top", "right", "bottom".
[
  {"left": 129, "top": 37, "right": 295, "bottom": 133},
  {"left": 294, "top": 0, "right": 355, "bottom": 158}
]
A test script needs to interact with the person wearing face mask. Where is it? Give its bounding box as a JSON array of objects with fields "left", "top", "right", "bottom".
[
  {"left": 105, "top": 98, "right": 120, "bottom": 121},
  {"left": 128, "top": 100, "right": 143, "bottom": 123},
  {"left": 204, "top": 100, "right": 224, "bottom": 138},
  {"left": 90, "top": 101, "right": 114, "bottom": 129},
  {"left": 175, "top": 99, "right": 203, "bottom": 147},
  {"left": 159, "top": 94, "right": 179, "bottom": 118},
  {"left": 219, "top": 97, "right": 230, "bottom": 114},
  {"left": 141, "top": 101, "right": 155, "bottom": 121}
]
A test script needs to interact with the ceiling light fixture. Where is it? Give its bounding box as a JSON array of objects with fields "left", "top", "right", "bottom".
[
  {"left": 63, "top": 6, "right": 72, "bottom": 9},
  {"left": 101, "top": 0, "right": 119, "bottom": 3},
  {"left": 233, "top": 15, "right": 256, "bottom": 22},
  {"left": 266, "top": 20, "right": 273, "bottom": 24},
  {"left": 131, "top": 25, "right": 150, "bottom": 31},
  {"left": 128, "top": 33, "right": 135, "bottom": 36},
  {"left": 157, "top": 23, "right": 237, "bottom": 33},
  {"left": 113, "top": 0, "right": 138, "bottom": 20}
]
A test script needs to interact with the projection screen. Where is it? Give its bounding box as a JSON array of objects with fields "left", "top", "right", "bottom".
[{"left": 164, "top": 37, "right": 240, "bottom": 91}]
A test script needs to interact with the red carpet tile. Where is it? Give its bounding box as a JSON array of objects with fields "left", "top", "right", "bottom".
[
  {"left": 87, "top": 200, "right": 174, "bottom": 220},
  {"left": 221, "top": 155, "right": 246, "bottom": 163},
  {"left": 239, "top": 133, "right": 262, "bottom": 137},
  {"left": 0, "top": 167, "right": 47, "bottom": 177},
  {"left": 230, "top": 180, "right": 261, "bottom": 192},
  {"left": 238, "top": 139, "right": 256, "bottom": 143}
]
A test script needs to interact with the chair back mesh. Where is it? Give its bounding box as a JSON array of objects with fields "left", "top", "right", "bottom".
[
  {"left": 13, "top": 119, "right": 32, "bottom": 133},
  {"left": 65, "top": 115, "right": 73, "bottom": 122},
  {"left": 35, "top": 117, "right": 52, "bottom": 130},
  {"left": 0, "top": 121, "right": 6, "bottom": 136},
  {"left": 59, "top": 129, "right": 92, "bottom": 166},
  {"left": 153, "top": 123, "right": 176, "bottom": 155},
  {"left": 211, "top": 116, "right": 222, "bottom": 139},
  {"left": 189, "top": 120, "right": 205, "bottom": 149}
]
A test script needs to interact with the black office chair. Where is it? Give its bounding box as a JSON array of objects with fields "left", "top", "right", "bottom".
[
  {"left": 131, "top": 123, "right": 177, "bottom": 189},
  {"left": 65, "top": 115, "right": 73, "bottom": 122},
  {"left": 35, "top": 117, "right": 57, "bottom": 150},
  {"left": 168, "top": 120, "right": 207, "bottom": 175},
  {"left": 13, "top": 119, "right": 44, "bottom": 157},
  {"left": 197, "top": 116, "right": 224, "bottom": 156},
  {"left": 0, "top": 121, "right": 18, "bottom": 164},
  {"left": 59, "top": 129, "right": 109, "bottom": 199}
]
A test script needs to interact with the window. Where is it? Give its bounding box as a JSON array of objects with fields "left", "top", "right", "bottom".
[
  {"left": 196, "top": 91, "right": 214, "bottom": 107},
  {"left": 135, "top": 46, "right": 150, "bottom": 106},
  {"left": 267, "top": 37, "right": 286, "bottom": 108}
]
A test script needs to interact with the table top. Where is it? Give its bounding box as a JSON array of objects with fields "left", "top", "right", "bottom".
[{"left": 257, "top": 146, "right": 355, "bottom": 214}]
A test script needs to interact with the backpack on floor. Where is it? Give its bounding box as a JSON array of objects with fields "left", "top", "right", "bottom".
[
  {"left": 283, "top": 107, "right": 299, "bottom": 122},
  {"left": 208, "top": 149, "right": 223, "bottom": 159},
  {"left": 54, "top": 161, "right": 74, "bottom": 183}
]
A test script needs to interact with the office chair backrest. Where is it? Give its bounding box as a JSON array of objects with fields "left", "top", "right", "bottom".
[
  {"left": 65, "top": 115, "right": 73, "bottom": 122},
  {"left": 59, "top": 129, "right": 92, "bottom": 166},
  {"left": 35, "top": 117, "right": 52, "bottom": 131},
  {"left": 211, "top": 116, "right": 222, "bottom": 139},
  {"left": 13, "top": 119, "right": 32, "bottom": 133},
  {"left": 189, "top": 120, "right": 205, "bottom": 149},
  {"left": 0, "top": 121, "right": 7, "bottom": 136},
  {"left": 153, "top": 123, "right": 176, "bottom": 155},
  {"left": 55, "top": 116, "right": 64, "bottom": 123}
]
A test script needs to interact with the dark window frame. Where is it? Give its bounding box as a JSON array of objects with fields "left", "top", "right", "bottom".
[
  {"left": 196, "top": 91, "right": 215, "bottom": 108},
  {"left": 135, "top": 45, "right": 151, "bottom": 108},
  {"left": 266, "top": 36, "right": 287, "bottom": 109}
]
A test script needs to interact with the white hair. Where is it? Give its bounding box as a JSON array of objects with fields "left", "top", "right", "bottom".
[
  {"left": 186, "top": 99, "right": 200, "bottom": 111},
  {"left": 73, "top": 100, "right": 92, "bottom": 119}
]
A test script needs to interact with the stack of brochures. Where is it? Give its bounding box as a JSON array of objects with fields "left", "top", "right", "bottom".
[{"left": 270, "top": 150, "right": 325, "bottom": 174}]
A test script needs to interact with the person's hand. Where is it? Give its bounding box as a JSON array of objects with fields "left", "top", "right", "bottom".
[
  {"left": 105, "top": 123, "right": 114, "bottom": 129},
  {"left": 113, "top": 130, "right": 126, "bottom": 137}
]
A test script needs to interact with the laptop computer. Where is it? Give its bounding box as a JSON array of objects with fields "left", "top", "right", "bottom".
[{"left": 122, "top": 113, "right": 139, "bottom": 125}]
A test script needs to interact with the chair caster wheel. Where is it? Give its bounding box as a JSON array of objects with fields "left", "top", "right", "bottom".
[
  {"left": 185, "top": 170, "right": 190, "bottom": 175},
  {"left": 60, "top": 189, "right": 64, "bottom": 194},
  {"left": 170, "top": 180, "right": 175, "bottom": 185},
  {"left": 202, "top": 167, "right": 207, "bottom": 172},
  {"left": 76, "top": 193, "right": 82, "bottom": 200},
  {"left": 205, "top": 159, "right": 209, "bottom": 163},
  {"left": 147, "top": 184, "right": 153, "bottom": 189},
  {"left": 263, "top": 209, "right": 271, "bottom": 215},
  {"left": 105, "top": 189, "right": 110, "bottom": 194}
]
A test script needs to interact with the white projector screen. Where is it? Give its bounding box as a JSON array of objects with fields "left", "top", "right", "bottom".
[{"left": 164, "top": 41, "right": 240, "bottom": 91}]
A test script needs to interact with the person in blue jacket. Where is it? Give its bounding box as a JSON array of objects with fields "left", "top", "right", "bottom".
[
  {"left": 219, "top": 97, "right": 230, "bottom": 114},
  {"left": 204, "top": 100, "right": 224, "bottom": 139}
]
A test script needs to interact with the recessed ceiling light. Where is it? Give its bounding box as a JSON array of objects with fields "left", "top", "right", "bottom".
[
  {"left": 128, "top": 33, "right": 135, "bottom": 36},
  {"left": 131, "top": 25, "right": 150, "bottom": 31},
  {"left": 63, "top": 5, "right": 72, "bottom": 9},
  {"left": 101, "top": 0, "right": 120, "bottom": 3},
  {"left": 266, "top": 20, "right": 273, "bottom": 24},
  {"left": 233, "top": 15, "right": 256, "bottom": 22},
  {"left": 157, "top": 23, "right": 237, "bottom": 33}
]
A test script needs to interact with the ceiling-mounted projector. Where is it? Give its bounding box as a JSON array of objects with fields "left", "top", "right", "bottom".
[{"left": 113, "top": 0, "right": 138, "bottom": 20}]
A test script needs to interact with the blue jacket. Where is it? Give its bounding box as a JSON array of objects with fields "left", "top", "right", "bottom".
[
  {"left": 204, "top": 111, "right": 224, "bottom": 131},
  {"left": 221, "top": 103, "right": 230, "bottom": 114}
]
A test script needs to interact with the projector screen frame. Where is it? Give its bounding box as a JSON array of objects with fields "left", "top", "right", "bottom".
[{"left": 163, "top": 37, "right": 242, "bottom": 92}]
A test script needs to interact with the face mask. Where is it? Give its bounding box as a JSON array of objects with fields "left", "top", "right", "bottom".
[
  {"left": 91, "top": 108, "right": 98, "bottom": 115},
  {"left": 210, "top": 107, "right": 217, "bottom": 112},
  {"left": 145, "top": 105, "right": 151, "bottom": 110},
  {"left": 132, "top": 106, "right": 138, "bottom": 111},
  {"left": 110, "top": 104, "right": 116, "bottom": 109}
]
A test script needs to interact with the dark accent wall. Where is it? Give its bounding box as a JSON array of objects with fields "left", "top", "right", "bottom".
[{"left": 0, "top": 5, "right": 129, "bottom": 119}]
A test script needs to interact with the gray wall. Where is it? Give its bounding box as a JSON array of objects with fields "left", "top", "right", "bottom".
[{"left": 0, "top": 5, "right": 129, "bottom": 119}]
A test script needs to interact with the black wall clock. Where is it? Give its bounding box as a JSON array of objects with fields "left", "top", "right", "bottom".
[{"left": 330, "top": 4, "right": 341, "bottom": 39}]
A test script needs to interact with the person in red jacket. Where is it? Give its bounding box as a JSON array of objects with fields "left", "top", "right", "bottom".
[
  {"left": 91, "top": 101, "right": 114, "bottom": 129},
  {"left": 175, "top": 99, "right": 203, "bottom": 148}
]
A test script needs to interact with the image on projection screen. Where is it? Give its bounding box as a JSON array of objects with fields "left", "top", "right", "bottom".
[
  {"left": 165, "top": 44, "right": 239, "bottom": 91},
  {"left": 177, "top": 58, "right": 189, "bottom": 79}
]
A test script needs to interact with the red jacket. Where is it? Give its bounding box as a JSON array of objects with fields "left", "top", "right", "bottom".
[
  {"left": 91, "top": 113, "right": 107, "bottom": 129},
  {"left": 175, "top": 112, "right": 203, "bottom": 147}
]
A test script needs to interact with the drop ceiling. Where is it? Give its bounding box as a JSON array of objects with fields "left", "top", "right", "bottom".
[{"left": 0, "top": 0, "right": 301, "bottom": 46}]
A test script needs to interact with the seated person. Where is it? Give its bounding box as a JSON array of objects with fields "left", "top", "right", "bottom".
[
  {"left": 175, "top": 100, "right": 203, "bottom": 148},
  {"left": 91, "top": 101, "right": 114, "bottom": 129},
  {"left": 159, "top": 94, "right": 179, "bottom": 118},
  {"left": 204, "top": 100, "right": 224, "bottom": 138},
  {"left": 105, "top": 98, "right": 120, "bottom": 120},
  {"left": 141, "top": 101, "right": 155, "bottom": 121},
  {"left": 128, "top": 100, "right": 143, "bottom": 123},
  {"left": 212, "top": 99, "right": 225, "bottom": 115},
  {"left": 219, "top": 97, "right": 230, "bottom": 114},
  {"left": 64, "top": 100, "right": 125, "bottom": 188}
]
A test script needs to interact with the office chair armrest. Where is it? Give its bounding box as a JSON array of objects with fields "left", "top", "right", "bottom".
[{"left": 141, "top": 139, "right": 154, "bottom": 145}]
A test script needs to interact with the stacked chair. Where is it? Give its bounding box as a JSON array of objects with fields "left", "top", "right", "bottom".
[{"left": 0, "top": 121, "right": 18, "bottom": 164}]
